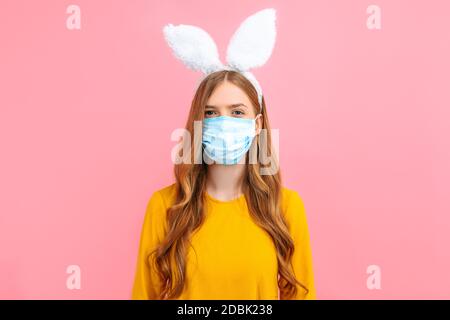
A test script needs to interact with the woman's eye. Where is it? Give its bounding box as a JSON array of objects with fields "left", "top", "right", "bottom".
[
  {"left": 232, "top": 110, "right": 244, "bottom": 115},
  {"left": 205, "top": 110, "right": 215, "bottom": 116}
]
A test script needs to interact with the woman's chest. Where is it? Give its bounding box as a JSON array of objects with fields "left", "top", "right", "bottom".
[{"left": 186, "top": 211, "right": 278, "bottom": 281}]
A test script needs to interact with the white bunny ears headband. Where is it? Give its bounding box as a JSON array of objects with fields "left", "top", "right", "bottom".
[{"left": 162, "top": 8, "right": 277, "bottom": 109}]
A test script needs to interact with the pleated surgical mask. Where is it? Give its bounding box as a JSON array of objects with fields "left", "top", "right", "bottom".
[{"left": 202, "top": 114, "right": 261, "bottom": 165}]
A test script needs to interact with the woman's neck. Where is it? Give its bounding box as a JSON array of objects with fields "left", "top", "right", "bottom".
[{"left": 205, "top": 164, "right": 246, "bottom": 201}]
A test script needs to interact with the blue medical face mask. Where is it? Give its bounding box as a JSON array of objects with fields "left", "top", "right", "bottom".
[{"left": 202, "top": 114, "right": 261, "bottom": 165}]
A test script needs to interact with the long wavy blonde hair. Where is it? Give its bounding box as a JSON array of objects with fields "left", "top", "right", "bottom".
[{"left": 151, "top": 70, "right": 308, "bottom": 299}]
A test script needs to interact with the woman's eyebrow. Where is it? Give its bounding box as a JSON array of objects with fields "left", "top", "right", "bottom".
[
  {"left": 229, "top": 103, "right": 248, "bottom": 109},
  {"left": 205, "top": 103, "right": 248, "bottom": 109}
]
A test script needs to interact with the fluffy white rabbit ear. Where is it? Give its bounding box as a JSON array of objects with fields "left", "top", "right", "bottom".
[
  {"left": 163, "top": 23, "right": 225, "bottom": 74},
  {"left": 226, "top": 8, "right": 277, "bottom": 72}
]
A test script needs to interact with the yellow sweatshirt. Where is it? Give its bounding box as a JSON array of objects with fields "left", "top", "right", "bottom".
[{"left": 131, "top": 183, "right": 316, "bottom": 300}]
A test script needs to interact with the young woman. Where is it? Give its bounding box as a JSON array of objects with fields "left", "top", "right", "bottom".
[{"left": 131, "top": 70, "right": 316, "bottom": 300}]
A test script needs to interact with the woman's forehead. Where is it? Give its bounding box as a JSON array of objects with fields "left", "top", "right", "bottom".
[{"left": 206, "top": 81, "right": 253, "bottom": 107}]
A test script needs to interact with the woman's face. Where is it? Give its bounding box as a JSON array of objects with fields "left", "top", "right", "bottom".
[{"left": 204, "top": 81, "right": 262, "bottom": 134}]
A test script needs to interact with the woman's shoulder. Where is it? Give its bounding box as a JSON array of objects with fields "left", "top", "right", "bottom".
[
  {"left": 280, "top": 186, "right": 305, "bottom": 205},
  {"left": 279, "top": 186, "right": 307, "bottom": 220},
  {"left": 149, "top": 182, "right": 177, "bottom": 209},
  {"left": 142, "top": 183, "right": 177, "bottom": 230},
  {"left": 140, "top": 184, "right": 177, "bottom": 243}
]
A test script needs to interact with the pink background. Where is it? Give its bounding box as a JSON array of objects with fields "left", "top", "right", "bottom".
[{"left": 1, "top": 0, "right": 449, "bottom": 299}]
